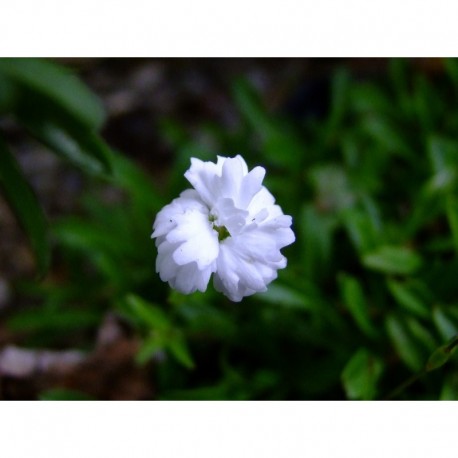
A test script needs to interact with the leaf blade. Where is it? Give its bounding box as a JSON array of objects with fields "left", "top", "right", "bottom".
[
  {"left": 0, "top": 58, "right": 105, "bottom": 129},
  {"left": 0, "top": 134, "right": 49, "bottom": 274}
]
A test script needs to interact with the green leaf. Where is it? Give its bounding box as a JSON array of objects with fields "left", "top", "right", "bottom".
[
  {"left": 232, "top": 78, "right": 301, "bottom": 169},
  {"left": 0, "top": 134, "right": 49, "bottom": 274},
  {"left": 362, "top": 245, "right": 422, "bottom": 275},
  {"left": 389, "top": 59, "right": 413, "bottom": 117},
  {"left": 7, "top": 308, "right": 101, "bottom": 332},
  {"left": 300, "top": 203, "right": 337, "bottom": 280},
  {"left": 425, "top": 335, "right": 458, "bottom": 372},
  {"left": 107, "top": 148, "right": 165, "bottom": 215},
  {"left": 425, "top": 137, "right": 458, "bottom": 195},
  {"left": 262, "top": 127, "right": 304, "bottom": 169},
  {"left": 326, "top": 69, "right": 349, "bottom": 133},
  {"left": 123, "top": 294, "right": 171, "bottom": 331},
  {"left": 350, "top": 82, "right": 393, "bottom": 116},
  {"left": 386, "top": 314, "right": 425, "bottom": 371},
  {"left": 52, "top": 218, "right": 139, "bottom": 259},
  {"left": 14, "top": 91, "right": 112, "bottom": 176},
  {"left": 387, "top": 279, "right": 430, "bottom": 318},
  {"left": 172, "top": 299, "right": 236, "bottom": 340},
  {"left": 428, "top": 136, "right": 458, "bottom": 174},
  {"left": 360, "top": 115, "right": 412, "bottom": 159},
  {"left": 309, "top": 164, "right": 355, "bottom": 212},
  {"left": 148, "top": 332, "right": 194, "bottom": 371},
  {"left": 433, "top": 306, "right": 458, "bottom": 341},
  {"left": 258, "top": 283, "right": 318, "bottom": 311},
  {"left": 0, "top": 70, "right": 16, "bottom": 113},
  {"left": 341, "top": 348, "right": 383, "bottom": 400},
  {"left": 444, "top": 58, "right": 458, "bottom": 92},
  {"left": 440, "top": 373, "right": 458, "bottom": 400},
  {"left": 342, "top": 207, "right": 380, "bottom": 254},
  {"left": 413, "top": 74, "right": 437, "bottom": 132},
  {"left": 39, "top": 388, "right": 94, "bottom": 401},
  {"left": 233, "top": 78, "right": 271, "bottom": 134},
  {"left": 0, "top": 58, "right": 105, "bottom": 129},
  {"left": 121, "top": 295, "right": 194, "bottom": 369},
  {"left": 446, "top": 194, "right": 458, "bottom": 254},
  {"left": 167, "top": 331, "right": 195, "bottom": 369},
  {"left": 136, "top": 334, "right": 165, "bottom": 365},
  {"left": 338, "top": 274, "right": 377, "bottom": 337},
  {"left": 1, "top": 60, "right": 111, "bottom": 176},
  {"left": 405, "top": 317, "right": 436, "bottom": 353}
]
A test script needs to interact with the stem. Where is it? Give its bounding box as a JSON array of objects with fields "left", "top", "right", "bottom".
[{"left": 383, "top": 370, "right": 426, "bottom": 400}]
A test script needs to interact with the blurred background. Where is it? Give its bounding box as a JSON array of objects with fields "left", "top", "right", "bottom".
[{"left": 1, "top": 58, "right": 458, "bottom": 400}]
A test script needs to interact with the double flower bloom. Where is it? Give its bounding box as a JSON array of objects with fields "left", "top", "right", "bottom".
[{"left": 152, "top": 155, "right": 295, "bottom": 302}]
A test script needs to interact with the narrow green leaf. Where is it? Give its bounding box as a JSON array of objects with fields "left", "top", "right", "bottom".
[
  {"left": 427, "top": 136, "right": 458, "bottom": 175},
  {"left": 339, "top": 274, "right": 377, "bottom": 337},
  {"left": 15, "top": 92, "right": 112, "bottom": 176},
  {"left": 300, "top": 203, "right": 337, "bottom": 280},
  {"left": 326, "top": 69, "right": 349, "bottom": 133},
  {"left": 446, "top": 194, "right": 458, "bottom": 254},
  {"left": 440, "top": 373, "right": 458, "bottom": 400},
  {"left": 413, "top": 74, "right": 435, "bottom": 132},
  {"left": 7, "top": 308, "right": 100, "bottom": 332},
  {"left": 360, "top": 115, "right": 412, "bottom": 159},
  {"left": 362, "top": 245, "right": 422, "bottom": 275},
  {"left": 136, "top": 334, "right": 165, "bottom": 365},
  {"left": 258, "top": 283, "right": 317, "bottom": 311},
  {"left": 342, "top": 207, "right": 380, "bottom": 254},
  {"left": 233, "top": 78, "right": 271, "bottom": 133},
  {"left": 387, "top": 279, "right": 430, "bottom": 318},
  {"left": 405, "top": 317, "right": 436, "bottom": 353},
  {"left": 0, "top": 58, "right": 105, "bottom": 129},
  {"left": 386, "top": 314, "right": 424, "bottom": 371},
  {"left": 167, "top": 331, "right": 195, "bottom": 369},
  {"left": 126, "top": 297, "right": 195, "bottom": 370},
  {"left": 0, "top": 135, "right": 49, "bottom": 274},
  {"left": 124, "top": 294, "right": 171, "bottom": 331},
  {"left": 0, "top": 70, "right": 16, "bottom": 113},
  {"left": 444, "top": 58, "right": 458, "bottom": 92},
  {"left": 232, "top": 78, "right": 301, "bottom": 169},
  {"left": 107, "top": 148, "right": 165, "bottom": 214},
  {"left": 52, "top": 218, "right": 138, "bottom": 258},
  {"left": 39, "top": 388, "right": 94, "bottom": 401},
  {"left": 341, "top": 348, "right": 383, "bottom": 400},
  {"left": 350, "top": 82, "right": 393, "bottom": 116},
  {"left": 425, "top": 335, "right": 458, "bottom": 372},
  {"left": 309, "top": 164, "right": 355, "bottom": 212},
  {"left": 433, "top": 306, "right": 458, "bottom": 341},
  {"left": 389, "top": 59, "right": 413, "bottom": 117}
]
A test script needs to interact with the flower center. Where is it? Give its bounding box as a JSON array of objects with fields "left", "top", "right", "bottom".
[{"left": 209, "top": 214, "right": 231, "bottom": 242}]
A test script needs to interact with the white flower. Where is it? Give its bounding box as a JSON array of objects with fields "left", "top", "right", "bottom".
[{"left": 151, "top": 155, "right": 295, "bottom": 302}]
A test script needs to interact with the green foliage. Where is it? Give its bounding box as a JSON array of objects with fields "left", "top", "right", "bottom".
[
  {"left": 341, "top": 348, "right": 383, "bottom": 400},
  {"left": 0, "top": 58, "right": 112, "bottom": 274},
  {"left": 0, "top": 59, "right": 105, "bottom": 129},
  {"left": 118, "top": 294, "right": 195, "bottom": 369},
  {"left": 362, "top": 246, "right": 422, "bottom": 275},
  {"left": 0, "top": 135, "right": 49, "bottom": 274},
  {"left": 5, "top": 58, "right": 458, "bottom": 399},
  {"left": 425, "top": 334, "right": 458, "bottom": 372},
  {"left": 39, "top": 389, "right": 94, "bottom": 401}
]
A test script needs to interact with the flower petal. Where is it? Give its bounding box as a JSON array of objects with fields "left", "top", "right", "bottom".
[
  {"left": 184, "top": 157, "right": 222, "bottom": 207},
  {"left": 152, "top": 187, "right": 219, "bottom": 294},
  {"left": 171, "top": 262, "right": 214, "bottom": 294},
  {"left": 238, "top": 166, "right": 266, "bottom": 208},
  {"left": 153, "top": 155, "right": 296, "bottom": 302}
]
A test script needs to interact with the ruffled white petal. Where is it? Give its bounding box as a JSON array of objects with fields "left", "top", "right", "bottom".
[
  {"left": 152, "top": 189, "right": 218, "bottom": 294},
  {"left": 212, "top": 218, "right": 294, "bottom": 301},
  {"left": 152, "top": 155, "right": 295, "bottom": 302}
]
